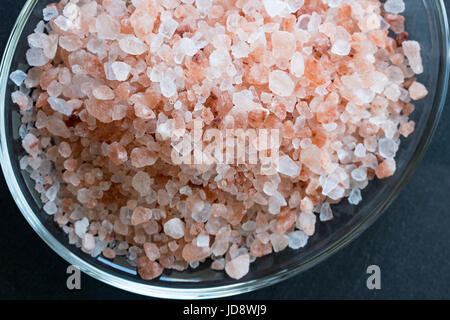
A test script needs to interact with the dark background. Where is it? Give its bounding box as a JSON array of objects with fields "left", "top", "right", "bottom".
[{"left": 0, "top": 0, "right": 449, "bottom": 300}]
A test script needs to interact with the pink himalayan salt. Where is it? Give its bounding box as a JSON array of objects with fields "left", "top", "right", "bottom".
[
  {"left": 409, "top": 81, "right": 428, "bottom": 100},
  {"left": 16, "top": 0, "right": 426, "bottom": 282},
  {"left": 376, "top": 158, "right": 397, "bottom": 179},
  {"left": 131, "top": 206, "right": 152, "bottom": 225},
  {"left": 137, "top": 256, "right": 164, "bottom": 280},
  {"left": 143, "top": 242, "right": 161, "bottom": 261},
  {"left": 225, "top": 254, "right": 250, "bottom": 280}
]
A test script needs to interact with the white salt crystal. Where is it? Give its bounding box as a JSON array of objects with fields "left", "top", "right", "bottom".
[
  {"left": 43, "top": 6, "right": 59, "bottom": 21},
  {"left": 319, "top": 202, "right": 333, "bottom": 222},
  {"left": 74, "top": 217, "right": 89, "bottom": 238},
  {"left": 263, "top": 0, "right": 287, "bottom": 18},
  {"left": 225, "top": 254, "right": 250, "bottom": 280},
  {"left": 48, "top": 97, "right": 73, "bottom": 116},
  {"left": 287, "top": 231, "right": 308, "bottom": 249},
  {"left": 348, "top": 188, "right": 362, "bottom": 205},
  {"left": 231, "top": 41, "right": 251, "bottom": 58},
  {"left": 54, "top": 15, "right": 73, "bottom": 31},
  {"left": 196, "top": 0, "right": 212, "bottom": 10},
  {"left": 209, "top": 48, "right": 231, "bottom": 69},
  {"left": 351, "top": 166, "right": 367, "bottom": 182},
  {"left": 331, "top": 39, "right": 351, "bottom": 56},
  {"left": 269, "top": 70, "right": 295, "bottom": 97},
  {"left": 159, "top": 19, "right": 179, "bottom": 39},
  {"left": 384, "top": 0, "right": 405, "bottom": 14},
  {"left": 112, "top": 62, "right": 131, "bottom": 81},
  {"left": 378, "top": 137, "right": 399, "bottom": 159},
  {"left": 26, "top": 48, "right": 49, "bottom": 67},
  {"left": 354, "top": 143, "right": 366, "bottom": 158},
  {"left": 290, "top": 52, "right": 305, "bottom": 78},
  {"left": 43, "top": 202, "right": 57, "bottom": 215},
  {"left": 9, "top": 70, "right": 27, "bottom": 86},
  {"left": 45, "top": 184, "right": 59, "bottom": 202},
  {"left": 163, "top": 218, "right": 185, "bottom": 239},
  {"left": 179, "top": 38, "right": 198, "bottom": 56},
  {"left": 196, "top": 234, "right": 210, "bottom": 247},
  {"left": 277, "top": 155, "right": 300, "bottom": 177}
]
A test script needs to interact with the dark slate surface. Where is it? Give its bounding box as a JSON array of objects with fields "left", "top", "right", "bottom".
[{"left": 0, "top": 0, "right": 449, "bottom": 300}]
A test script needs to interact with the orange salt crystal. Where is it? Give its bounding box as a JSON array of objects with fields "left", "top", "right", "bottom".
[
  {"left": 137, "top": 256, "right": 164, "bottom": 280},
  {"left": 375, "top": 158, "right": 397, "bottom": 179},
  {"left": 250, "top": 239, "right": 272, "bottom": 258}
]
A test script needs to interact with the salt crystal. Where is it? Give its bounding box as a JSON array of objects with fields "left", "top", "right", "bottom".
[
  {"left": 378, "top": 137, "right": 399, "bottom": 159},
  {"left": 231, "top": 41, "right": 251, "bottom": 59},
  {"left": 277, "top": 155, "right": 300, "bottom": 177},
  {"left": 402, "top": 40, "right": 423, "bottom": 74},
  {"left": 319, "top": 202, "right": 333, "bottom": 222},
  {"left": 26, "top": 48, "right": 49, "bottom": 67},
  {"left": 112, "top": 62, "right": 131, "bottom": 81},
  {"left": 9, "top": 70, "right": 27, "bottom": 86},
  {"left": 164, "top": 218, "right": 185, "bottom": 239},
  {"left": 263, "top": 0, "right": 287, "bottom": 18},
  {"left": 43, "top": 6, "right": 59, "bottom": 21},
  {"left": 43, "top": 201, "right": 57, "bottom": 215},
  {"left": 409, "top": 81, "right": 428, "bottom": 100},
  {"left": 225, "top": 254, "right": 250, "bottom": 280},
  {"left": 48, "top": 97, "right": 73, "bottom": 116},
  {"left": 384, "top": 0, "right": 405, "bottom": 14},
  {"left": 351, "top": 166, "right": 367, "bottom": 182},
  {"left": 119, "top": 36, "right": 148, "bottom": 55},
  {"left": 269, "top": 70, "right": 295, "bottom": 97},
  {"left": 290, "top": 52, "right": 305, "bottom": 78},
  {"left": 132, "top": 171, "right": 152, "bottom": 196},
  {"left": 348, "top": 188, "right": 362, "bottom": 205},
  {"left": 159, "top": 19, "right": 179, "bottom": 39},
  {"left": 74, "top": 217, "right": 89, "bottom": 238},
  {"left": 287, "top": 231, "right": 308, "bottom": 249},
  {"left": 196, "top": 234, "right": 210, "bottom": 247}
]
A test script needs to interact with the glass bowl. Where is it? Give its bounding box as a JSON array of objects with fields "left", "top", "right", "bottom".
[{"left": 0, "top": 0, "right": 448, "bottom": 299}]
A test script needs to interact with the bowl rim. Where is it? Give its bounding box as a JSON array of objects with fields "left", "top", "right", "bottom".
[{"left": 0, "top": 0, "right": 449, "bottom": 299}]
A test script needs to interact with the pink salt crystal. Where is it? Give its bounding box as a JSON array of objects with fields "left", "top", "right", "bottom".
[
  {"left": 131, "top": 206, "right": 152, "bottom": 225},
  {"left": 399, "top": 121, "right": 415, "bottom": 138},
  {"left": 137, "top": 256, "right": 164, "bottom": 280},
  {"left": 107, "top": 142, "right": 128, "bottom": 165},
  {"left": 270, "top": 233, "right": 289, "bottom": 253},
  {"left": 225, "top": 254, "right": 250, "bottom": 280},
  {"left": 296, "top": 212, "right": 316, "bottom": 236},
  {"left": 269, "top": 70, "right": 295, "bottom": 97},
  {"left": 47, "top": 117, "right": 71, "bottom": 138},
  {"left": 376, "top": 158, "right": 396, "bottom": 179},
  {"left": 82, "top": 233, "right": 95, "bottom": 251},
  {"left": 130, "top": 0, "right": 160, "bottom": 39},
  {"left": 12, "top": 91, "right": 32, "bottom": 111},
  {"left": 58, "top": 141, "right": 71, "bottom": 158},
  {"left": 22, "top": 133, "right": 39, "bottom": 157},
  {"left": 402, "top": 40, "right": 423, "bottom": 74},
  {"left": 102, "top": 248, "right": 116, "bottom": 259},
  {"left": 96, "top": 13, "right": 121, "bottom": 40},
  {"left": 182, "top": 243, "right": 211, "bottom": 263},
  {"left": 300, "top": 145, "right": 322, "bottom": 174},
  {"left": 271, "top": 31, "right": 296, "bottom": 60},
  {"left": 114, "top": 219, "right": 129, "bottom": 236},
  {"left": 85, "top": 99, "right": 114, "bottom": 123},
  {"left": 409, "top": 81, "right": 428, "bottom": 100},
  {"left": 144, "top": 242, "right": 161, "bottom": 261},
  {"left": 290, "top": 52, "right": 305, "bottom": 78},
  {"left": 130, "top": 148, "right": 158, "bottom": 168},
  {"left": 132, "top": 171, "right": 152, "bottom": 196},
  {"left": 211, "top": 259, "right": 225, "bottom": 271},
  {"left": 119, "top": 36, "right": 148, "bottom": 55},
  {"left": 93, "top": 85, "right": 115, "bottom": 100}
]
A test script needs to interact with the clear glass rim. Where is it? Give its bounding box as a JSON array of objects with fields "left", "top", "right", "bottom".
[{"left": 0, "top": 0, "right": 448, "bottom": 299}]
